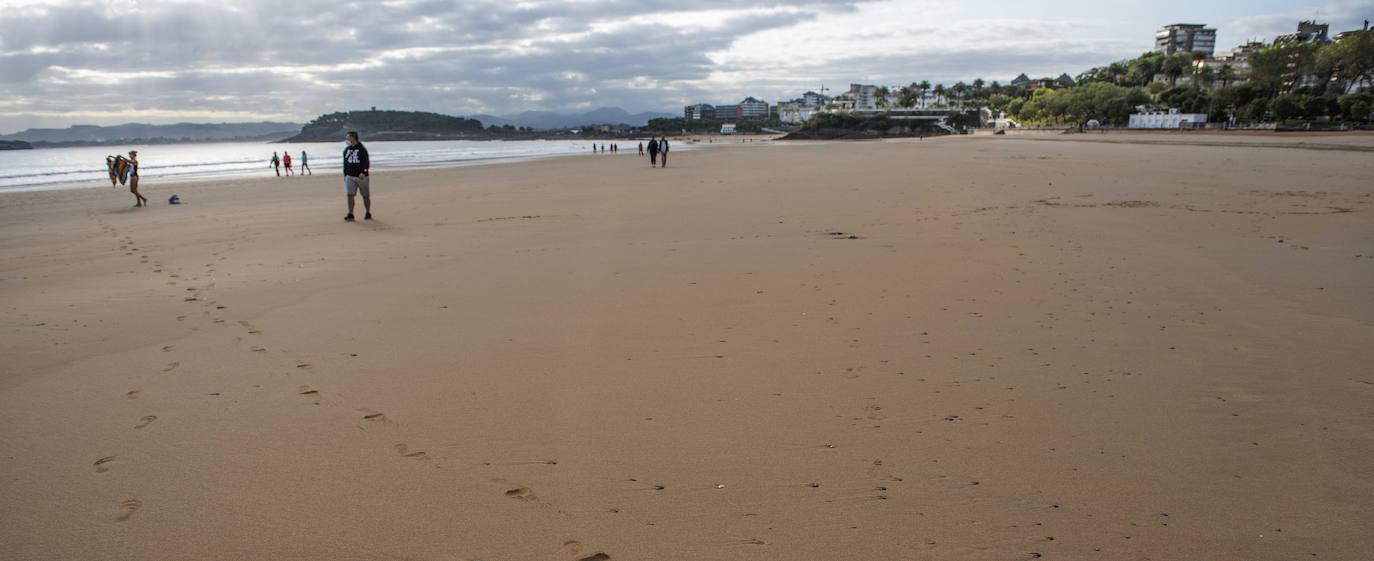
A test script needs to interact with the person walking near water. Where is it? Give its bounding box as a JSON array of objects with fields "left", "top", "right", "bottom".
[
  {"left": 647, "top": 137, "right": 659, "bottom": 167},
  {"left": 270, "top": 152, "right": 281, "bottom": 176},
  {"left": 658, "top": 137, "right": 670, "bottom": 168},
  {"left": 342, "top": 131, "right": 371, "bottom": 221},
  {"left": 638, "top": 142, "right": 644, "bottom": 156},
  {"left": 127, "top": 150, "right": 148, "bottom": 207},
  {"left": 300, "top": 151, "right": 311, "bottom": 175},
  {"left": 283, "top": 152, "right": 293, "bottom": 176}
]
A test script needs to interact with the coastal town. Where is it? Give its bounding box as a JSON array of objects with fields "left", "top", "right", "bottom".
[{"left": 679, "top": 19, "right": 1373, "bottom": 131}]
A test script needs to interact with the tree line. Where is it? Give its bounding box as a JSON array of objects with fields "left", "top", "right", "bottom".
[{"left": 815, "top": 30, "right": 1372, "bottom": 127}]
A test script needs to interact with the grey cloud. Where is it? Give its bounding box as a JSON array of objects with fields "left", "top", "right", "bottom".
[{"left": 0, "top": 0, "right": 1163, "bottom": 132}]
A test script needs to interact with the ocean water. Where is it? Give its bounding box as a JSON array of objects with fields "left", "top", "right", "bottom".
[{"left": 0, "top": 139, "right": 656, "bottom": 193}]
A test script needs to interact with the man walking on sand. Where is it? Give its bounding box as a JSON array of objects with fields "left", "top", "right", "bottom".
[
  {"left": 300, "top": 150, "right": 311, "bottom": 175},
  {"left": 658, "top": 137, "right": 669, "bottom": 168},
  {"left": 270, "top": 152, "right": 281, "bottom": 176},
  {"left": 283, "top": 152, "right": 293, "bottom": 176},
  {"left": 647, "top": 137, "right": 659, "bottom": 167},
  {"left": 342, "top": 131, "right": 371, "bottom": 221}
]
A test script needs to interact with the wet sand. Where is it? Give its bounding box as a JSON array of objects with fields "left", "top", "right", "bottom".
[{"left": 1, "top": 133, "right": 1372, "bottom": 560}]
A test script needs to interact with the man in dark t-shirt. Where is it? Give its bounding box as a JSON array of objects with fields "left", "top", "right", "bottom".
[{"left": 342, "top": 131, "right": 371, "bottom": 221}]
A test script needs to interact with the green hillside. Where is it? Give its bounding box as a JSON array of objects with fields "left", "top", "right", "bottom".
[{"left": 285, "top": 110, "right": 485, "bottom": 142}]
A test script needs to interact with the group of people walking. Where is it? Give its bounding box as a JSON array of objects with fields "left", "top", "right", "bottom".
[
  {"left": 270, "top": 151, "right": 311, "bottom": 176},
  {"left": 643, "top": 137, "right": 669, "bottom": 168}
]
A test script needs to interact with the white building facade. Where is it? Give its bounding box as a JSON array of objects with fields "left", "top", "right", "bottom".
[{"left": 1128, "top": 108, "right": 1208, "bottom": 129}]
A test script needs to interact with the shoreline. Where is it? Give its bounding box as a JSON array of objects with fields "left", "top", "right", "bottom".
[{"left": 0, "top": 136, "right": 734, "bottom": 195}]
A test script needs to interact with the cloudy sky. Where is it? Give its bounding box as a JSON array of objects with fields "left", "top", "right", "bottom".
[{"left": 1, "top": 0, "right": 1370, "bottom": 133}]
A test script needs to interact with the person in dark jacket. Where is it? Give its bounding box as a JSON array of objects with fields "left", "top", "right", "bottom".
[
  {"left": 342, "top": 131, "right": 371, "bottom": 221},
  {"left": 647, "top": 138, "right": 659, "bottom": 167},
  {"left": 658, "top": 137, "right": 669, "bottom": 168}
]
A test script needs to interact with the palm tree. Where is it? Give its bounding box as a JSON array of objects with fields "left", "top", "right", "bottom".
[
  {"left": 952, "top": 82, "right": 969, "bottom": 108},
  {"left": 972, "top": 78, "right": 985, "bottom": 93},
  {"left": 932, "top": 84, "right": 945, "bottom": 106},
  {"left": 918, "top": 80, "right": 931, "bottom": 107}
]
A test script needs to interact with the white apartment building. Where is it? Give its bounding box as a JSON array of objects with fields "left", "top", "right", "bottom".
[
  {"left": 849, "top": 84, "right": 879, "bottom": 109},
  {"left": 1155, "top": 23, "right": 1217, "bottom": 55},
  {"left": 776, "top": 101, "right": 820, "bottom": 123},
  {"left": 1129, "top": 108, "right": 1207, "bottom": 129},
  {"left": 737, "top": 97, "right": 769, "bottom": 118}
]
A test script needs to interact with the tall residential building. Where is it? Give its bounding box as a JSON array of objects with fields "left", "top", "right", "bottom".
[
  {"left": 1275, "top": 20, "right": 1331, "bottom": 44},
  {"left": 849, "top": 84, "right": 878, "bottom": 109},
  {"left": 684, "top": 104, "right": 716, "bottom": 120},
  {"left": 1155, "top": 23, "right": 1217, "bottom": 55},
  {"left": 737, "top": 97, "right": 769, "bottom": 118}
]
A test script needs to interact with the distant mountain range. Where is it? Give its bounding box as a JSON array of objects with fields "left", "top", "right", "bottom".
[
  {"left": 0, "top": 122, "right": 301, "bottom": 145},
  {"left": 471, "top": 107, "right": 676, "bottom": 130}
]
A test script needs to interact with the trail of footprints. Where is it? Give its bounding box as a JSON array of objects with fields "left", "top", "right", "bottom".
[{"left": 96, "top": 216, "right": 439, "bottom": 522}]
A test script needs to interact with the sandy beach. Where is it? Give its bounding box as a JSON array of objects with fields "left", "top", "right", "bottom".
[{"left": 2, "top": 133, "right": 1372, "bottom": 560}]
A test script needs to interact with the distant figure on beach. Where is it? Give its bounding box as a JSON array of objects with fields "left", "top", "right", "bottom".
[
  {"left": 270, "top": 152, "right": 281, "bottom": 176},
  {"left": 658, "top": 137, "right": 669, "bottom": 168},
  {"left": 638, "top": 142, "right": 643, "bottom": 156},
  {"left": 283, "top": 152, "right": 293, "bottom": 175},
  {"left": 647, "top": 137, "right": 659, "bottom": 167},
  {"left": 300, "top": 151, "right": 311, "bottom": 175},
  {"left": 342, "top": 131, "right": 371, "bottom": 221},
  {"left": 126, "top": 150, "right": 147, "bottom": 207}
]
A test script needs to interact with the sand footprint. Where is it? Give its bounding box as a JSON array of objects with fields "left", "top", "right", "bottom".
[
  {"left": 297, "top": 386, "right": 319, "bottom": 396},
  {"left": 126, "top": 390, "right": 139, "bottom": 400},
  {"left": 94, "top": 456, "right": 116, "bottom": 473},
  {"left": 115, "top": 499, "right": 141, "bottom": 522},
  {"left": 394, "top": 444, "right": 429, "bottom": 460},
  {"left": 162, "top": 362, "right": 179, "bottom": 372},
  {"left": 867, "top": 459, "right": 904, "bottom": 482},
  {"left": 360, "top": 410, "right": 387, "bottom": 422},
  {"left": 134, "top": 415, "right": 157, "bottom": 429},
  {"left": 505, "top": 487, "right": 536, "bottom": 500}
]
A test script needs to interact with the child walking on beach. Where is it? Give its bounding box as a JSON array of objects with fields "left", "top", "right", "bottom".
[
  {"left": 283, "top": 152, "right": 293, "bottom": 175},
  {"left": 300, "top": 151, "right": 311, "bottom": 175}
]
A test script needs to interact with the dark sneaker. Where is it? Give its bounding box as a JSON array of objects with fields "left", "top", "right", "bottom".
[
  {"left": 364, "top": 212, "right": 372, "bottom": 220},
  {"left": 345, "top": 213, "right": 354, "bottom": 221}
]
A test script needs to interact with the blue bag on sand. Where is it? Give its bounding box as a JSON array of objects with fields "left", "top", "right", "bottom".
[{"left": 168, "top": 194, "right": 181, "bottom": 204}]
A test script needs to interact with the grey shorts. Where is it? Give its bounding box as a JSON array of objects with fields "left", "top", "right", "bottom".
[{"left": 345, "top": 175, "right": 370, "bottom": 197}]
